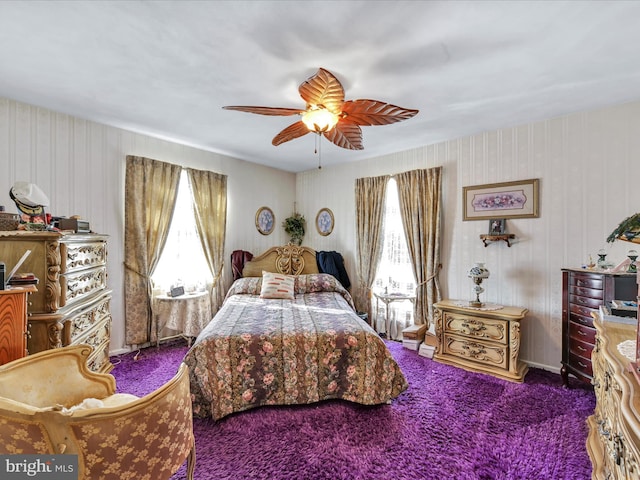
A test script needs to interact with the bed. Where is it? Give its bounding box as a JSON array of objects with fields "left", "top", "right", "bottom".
[{"left": 183, "top": 244, "right": 408, "bottom": 420}]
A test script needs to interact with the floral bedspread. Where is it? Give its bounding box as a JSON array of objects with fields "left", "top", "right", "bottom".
[{"left": 183, "top": 273, "right": 408, "bottom": 420}]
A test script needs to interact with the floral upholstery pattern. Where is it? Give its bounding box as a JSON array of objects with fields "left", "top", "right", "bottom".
[
  {"left": 0, "top": 345, "right": 195, "bottom": 480},
  {"left": 184, "top": 273, "right": 408, "bottom": 420}
]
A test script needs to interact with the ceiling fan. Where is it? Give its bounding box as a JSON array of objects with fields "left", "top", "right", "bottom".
[{"left": 223, "top": 68, "right": 419, "bottom": 151}]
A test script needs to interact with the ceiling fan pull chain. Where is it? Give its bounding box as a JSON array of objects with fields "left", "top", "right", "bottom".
[{"left": 317, "top": 134, "right": 322, "bottom": 170}]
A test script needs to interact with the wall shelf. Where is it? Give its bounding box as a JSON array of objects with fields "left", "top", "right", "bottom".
[{"left": 480, "top": 234, "right": 516, "bottom": 247}]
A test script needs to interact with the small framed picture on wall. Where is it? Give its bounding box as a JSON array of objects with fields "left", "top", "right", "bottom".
[{"left": 489, "top": 219, "right": 506, "bottom": 235}]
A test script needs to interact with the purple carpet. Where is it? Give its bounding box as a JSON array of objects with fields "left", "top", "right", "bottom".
[{"left": 111, "top": 340, "right": 594, "bottom": 480}]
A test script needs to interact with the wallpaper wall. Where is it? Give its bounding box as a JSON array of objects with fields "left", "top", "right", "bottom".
[
  {"left": 0, "top": 96, "right": 296, "bottom": 353},
  {"left": 1, "top": 95, "right": 639, "bottom": 372},
  {"left": 297, "top": 100, "right": 640, "bottom": 371}
]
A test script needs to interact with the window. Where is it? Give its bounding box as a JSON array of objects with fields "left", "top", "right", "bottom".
[
  {"left": 151, "top": 171, "right": 213, "bottom": 294},
  {"left": 373, "top": 178, "right": 415, "bottom": 338}
]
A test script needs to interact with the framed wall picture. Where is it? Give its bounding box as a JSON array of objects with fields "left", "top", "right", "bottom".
[
  {"left": 255, "top": 206, "right": 275, "bottom": 235},
  {"left": 463, "top": 178, "right": 539, "bottom": 221},
  {"left": 488, "top": 219, "right": 506, "bottom": 235},
  {"left": 316, "top": 208, "right": 334, "bottom": 236}
]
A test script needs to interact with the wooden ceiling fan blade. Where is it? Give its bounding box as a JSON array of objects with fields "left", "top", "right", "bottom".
[
  {"left": 298, "top": 68, "right": 345, "bottom": 114},
  {"left": 341, "top": 100, "right": 419, "bottom": 126},
  {"left": 223, "top": 106, "right": 303, "bottom": 116},
  {"left": 272, "top": 121, "right": 311, "bottom": 146},
  {"left": 323, "top": 123, "right": 363, "bottom": 150}
]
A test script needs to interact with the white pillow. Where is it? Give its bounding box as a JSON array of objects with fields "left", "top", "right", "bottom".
[{"left": 260, "top": 271, "right": 295, "bottom": 300}]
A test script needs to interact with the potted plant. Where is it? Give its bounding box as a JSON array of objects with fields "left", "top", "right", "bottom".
[{"left": 283, "top": 213, "right": 305, "bottom": 245}]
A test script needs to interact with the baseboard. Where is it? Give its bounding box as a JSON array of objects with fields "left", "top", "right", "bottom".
[
  {"left": 524, "top": 359, "right": 561, "bottom": 375},
  {"left": 109, "top": 346, "right": 133, "bottom": 356}
]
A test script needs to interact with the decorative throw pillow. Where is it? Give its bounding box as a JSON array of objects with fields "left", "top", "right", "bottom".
[{"left": 260, "top": 271, "right": 295, "bottom": 300}]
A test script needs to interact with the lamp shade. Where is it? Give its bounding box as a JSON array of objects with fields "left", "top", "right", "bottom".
[
  {"left": 301, "top": 107, "right": 339, "bottom": 133},
  {"left": 468, "top": 263, "right": 490, "bottom": 280}
]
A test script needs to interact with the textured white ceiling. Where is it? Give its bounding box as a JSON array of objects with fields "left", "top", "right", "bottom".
[{"left": 1, "top": 0, "right": 639, "bottom": 172}]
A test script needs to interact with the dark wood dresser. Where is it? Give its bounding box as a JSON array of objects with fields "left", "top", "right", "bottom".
[
  {"left": 0, "top": 231, "right": 112, "bottom": 373},
  {"left": 561, "top": 268, "right": 637, "bottom": 386}
]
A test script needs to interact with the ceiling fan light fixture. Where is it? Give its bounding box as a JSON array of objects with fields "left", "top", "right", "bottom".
[
  {"left": 223, "top": 68, "right": 418, "bottom": 151},
  {"left": 301, "top": 107, "right": 339, "bottom": 133}
]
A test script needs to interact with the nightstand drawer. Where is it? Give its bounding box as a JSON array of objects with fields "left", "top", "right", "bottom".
[
  {"left": 443, "top": 312, "right": 507, "bottom": 345},
  {"left": 442, "top": 333, "right": 508, "bottom": 370}
]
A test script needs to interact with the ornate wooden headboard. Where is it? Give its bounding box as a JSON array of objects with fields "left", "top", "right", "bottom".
[{"left": 241, "top": 244, "right": 319, "bottom": 277}]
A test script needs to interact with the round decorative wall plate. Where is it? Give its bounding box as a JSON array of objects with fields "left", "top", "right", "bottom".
[
  {"left": 316, "top": 208, "right": 334, "bottom": 236},
  {"left": 255, "top": 206, "right": 275, "bottom": 235}
]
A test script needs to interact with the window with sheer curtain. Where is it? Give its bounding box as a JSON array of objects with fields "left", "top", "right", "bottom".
[
  {"left": 151, "top": 171, "right": 213, "bottom": 294},
  {"left": 373, "top": 178, "right": 416, "bottom": 339}
]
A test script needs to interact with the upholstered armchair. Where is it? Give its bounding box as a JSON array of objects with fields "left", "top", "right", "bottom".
[{"left": 0, "top": 345, "right": 195, "bottom": 480}]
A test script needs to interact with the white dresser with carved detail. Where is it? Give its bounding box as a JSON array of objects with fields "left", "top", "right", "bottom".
[
  {"left": 433, "top": 299, "right": 529, "bottom": 383},
  {"left": 0, "top": 231, "right": 112, "bottom": 373},
  {"left": 587, "top": 314, "right": 640, "bottom": 479}
]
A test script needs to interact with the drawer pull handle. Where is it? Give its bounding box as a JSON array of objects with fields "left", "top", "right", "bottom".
[
  {"left": 577, "top": 345, "right": 587, "bottom": 352},
  {"left": 461, "top": 321, "right": 486, "bottom": 333},
  {"left": 577, "top": 361, "right": 588, "bottom": 368},
  {"left": 577, "top": 330, "right": 587, "bottom": 336}
]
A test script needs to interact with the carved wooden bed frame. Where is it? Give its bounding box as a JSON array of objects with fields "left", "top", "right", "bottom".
[{"left": 241, "top": 244, "right": 319, "bottom": 277}]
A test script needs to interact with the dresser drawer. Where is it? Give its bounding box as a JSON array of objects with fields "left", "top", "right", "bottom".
[
  {"left": 569, "top": 303, "right": 599, "bottom": 321},
  {"left": 569, "top": 335, "right": 593, "bottom": 359},
  {"left": 569, "top": 320, "right": 596, "bottom": 344},
  {"left": 60, "top": 241, "right": 107, "bottom": 274},
  {"left": 86, "top": 339, "right": 112, "bottom": 374},
  {"left": 68, "top": 295, "right": 111, "bottom": 344},
  {"left": 442, "top": 333, "right": 508, "bottom": 370},
  {"left": 568, "top": 351, "right": 593, "bottom": 377},
  {"left": 73, "top": 315, "right": 111, "bottom": 353},
  {"left": 569, "top": 285, "right": 604, "bottom": 300},
  {"left": 569, "top": 294, "right": 603, "bottom": 310},
  {"left": 443, "top": 312, "right": 508, "bottom": 345},
  {"left": 59, "top": 265, "right": 107, "bottom": 309},
  {"left": 570, "top": 273, "right": 604, "bottom": 290}
]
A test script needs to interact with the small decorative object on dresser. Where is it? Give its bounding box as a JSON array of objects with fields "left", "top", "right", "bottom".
[
  {"left": 0, "top": 231, "right": 113, "bottom": 373},
  {"left": 587, "top": 313, "right": 640, "bottom": 479},
  {"left": 433, "top": 300, "right": 529, "bottom": 382},
  {"left": 468, "top": 262, "right": 490, "bottom": 307},
  {"left": 627, "top": 249, "right": 638, "bottom": 273},
  {"left": 560, "top": 268, "right": 637, "bottom": 387}
]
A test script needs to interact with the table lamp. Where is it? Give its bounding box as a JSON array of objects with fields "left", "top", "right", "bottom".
[{"left": 468, "top": 262, "right": 490, "bottom": 307}]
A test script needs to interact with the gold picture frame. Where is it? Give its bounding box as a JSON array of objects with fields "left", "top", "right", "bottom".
[
  {"left": 315, "top": 208, "right": 334, "bottom": 236},
  {"left": 463, "top": 178, "right": 539, "bottom": 221},
  {"left": 255, "top": 206, "right": 275, "bottom": 235}
]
